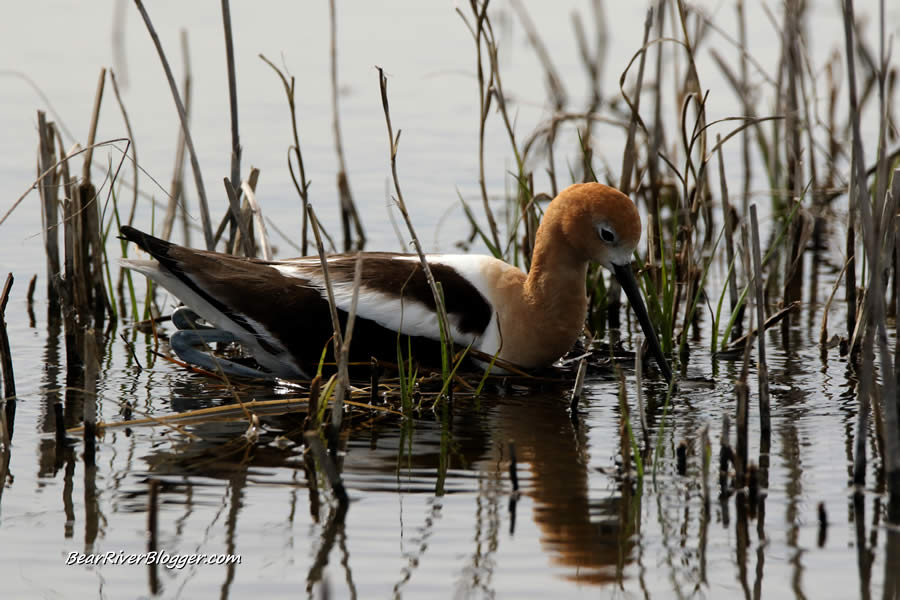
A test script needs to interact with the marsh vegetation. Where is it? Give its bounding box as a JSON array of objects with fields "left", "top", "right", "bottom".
[{"left": 0, "top": 0, "right": 898, "bottom": 597}]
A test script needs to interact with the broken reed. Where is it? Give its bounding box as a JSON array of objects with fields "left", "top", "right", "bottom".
[{"left": 33, "top": 70, "right": 114, "bottom": 380}]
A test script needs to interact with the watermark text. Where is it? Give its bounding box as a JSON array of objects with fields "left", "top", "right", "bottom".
[{"left": 65, "top": 551, "right": 241, "bottom": 570}]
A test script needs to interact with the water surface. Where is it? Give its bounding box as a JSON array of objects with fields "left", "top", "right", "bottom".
[{"left": 0, "top": 1, "right": 897, "bottom": 598}]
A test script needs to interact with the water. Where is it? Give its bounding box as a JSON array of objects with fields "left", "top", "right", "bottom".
[{"left": 1, "top": 1, "right": 899, "bottom": 598}]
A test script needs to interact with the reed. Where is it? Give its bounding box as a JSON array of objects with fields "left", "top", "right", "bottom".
[
  {"left": 748, "top": 207, "right": 771, "bottom": 438},
  {"left": 329, "top": 0, "right": 365, "bottom": 252},
  {"left": 133, "top": 0, "right": 214, "bottom": 250},
  {"left": 840, "top": 0, "right": 900, "bottom": 499},
  {"left": 307, "top": 204, "right": 352, "bottom": 431},
  {"left": 222, "top": 178, "right": 254, "bottom": 256},
  {"left": 160, "top": 32, "right": 190, "bottom": 243},
  {"left": 569, "top": 357, "right": 588, "bottom": 423},
  {"left": 220, "top": 0, "right": 242, "bottom": 250},
  {"left": 76, "top": 69, "right": 113, "bottom": 329},
  {"left": 376, "top": 66, "right": 455, "bottom": 397},
  {"left": 0, "top": 275, "right": 15, "bottom": 405},
  {"left": 618, "top": 7, "right": 653, "bottom": 198},
  {"left": 716, "top": 134, "right": 742, "bottom": 342},
  {"left": 260, "top": 54, "right": 312, "bottom": 256},
  {"left": 36, "top": 112, "right": 62, "bottom": 310},
  {"left": 457, "top": 0, "right": 502, "bottom": 254}
]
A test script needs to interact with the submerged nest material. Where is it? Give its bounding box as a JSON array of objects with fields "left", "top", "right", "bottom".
[{"left": 68, "top": 322, "right": 656, "bottom": 436}]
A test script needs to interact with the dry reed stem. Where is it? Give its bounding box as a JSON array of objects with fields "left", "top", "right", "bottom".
[
  {"left": 36, "top": 112, "right": 61, "bottom": 307},
  {"left": 884, "top": 168, "right": 900, "bottom": 493},
  {"left": 569, "top": 357, "right": 588, "bottom": 419},
  {"left": 780, "top": 0, "right": 805, "bottom": 344},
  {"left": 221, "top": 0, "right": 242, "bottom": 223},
  {"left": 749, "top": 206, "right": 771, "bottom": 438},
  {"left": 162, "top": 31, "right": 191, "bottom": 242},
  {"left": 619, "top": 7, "right": 653, "bottom": 196},
  {"left": 0, "top": 275, "right": 15, "bottom": 403},
  {"left": 735, "top": 297, "right": 755, "bottom": 491},
  {"left": 724, "top": 301, "right": 798, "bottom": 353},
  {"left": 307, "top": 204, "right": 348, "bottom": 421},
  {"left": 646, "top": 0, "right": 665, "bottom": 274},
  {"left": 473, "top": 7, "right": 526, "bottom": 214},
  {"left": 222, "top": 179, "right": 254, "bottom": 256},
  {"left": 133, "top": 0, "right": 214, "bottom": 249},
  {"left": 64, "top": 71, "right": 114, "bottom": 327},
  {"left": 221, "top": 5, "right": 244, "bottom": 253},
  {"left": 736, "top": 0, "right": 751, "bottom": 215},
  {"left": 716, "top": 133, "right": 742, "bottom": 340},
  {"left": 870, "top": 2, "right": 900, "bottom": 494},
  {"left": 109, "top": 70, "right": 139, "bottom": 228},
  {"left": 377, "top": 67, "right": 454, "bottom": 349},
  {"left": 241, "top": 179, "right": 271, "bottom": 260},
  {"left": 259, "top": 54, "right": 312, "bottom": 256},
  {"left": 841, "top": 2, "right": 860, "bottom": 346},
  {"left": 329, "top": 0, "right": 364, "bottom": 251},
  {"left": 819, "top": 257, "right": 851, "bottom": 352},
  {"left": 81, "top": 69, "right": 106, "bottom": 187},
  {"left": 68, "top": 392, "right": 401, "bottom": 434},
  {"left": 842, "top": 0, "right": 899, "bottom": 490},
  {"left": 332, "top": 252, "right": 364, "bottom": 431},
  {"left": 458, "top": 0, "right": 502, "bottom": 253}
]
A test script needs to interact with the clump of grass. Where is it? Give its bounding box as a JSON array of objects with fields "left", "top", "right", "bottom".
[{"left": 840, "top": 0, "right": 900, "bottom": 502}]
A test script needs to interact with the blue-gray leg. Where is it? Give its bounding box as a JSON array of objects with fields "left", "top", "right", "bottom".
[{"left": 170, "top": 307, "right": 274, "bottom": 380}]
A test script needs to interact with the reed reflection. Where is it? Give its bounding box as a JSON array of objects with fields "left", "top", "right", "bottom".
[{"left": 135, "top": 381, "right": 634, "bottom": 592}]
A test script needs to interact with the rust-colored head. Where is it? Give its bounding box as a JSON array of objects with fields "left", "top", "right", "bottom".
[{"left": 540, "top": 182, "right": 642, "bottom": 269}]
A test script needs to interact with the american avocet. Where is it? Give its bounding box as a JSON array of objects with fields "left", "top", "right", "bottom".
[{"left": 121, "top": 182, "right": 671, "bottom": 381}]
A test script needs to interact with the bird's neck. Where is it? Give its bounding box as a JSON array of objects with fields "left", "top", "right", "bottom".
[{"left": 524, "top": 223, "right": 589, "bottom": 321}]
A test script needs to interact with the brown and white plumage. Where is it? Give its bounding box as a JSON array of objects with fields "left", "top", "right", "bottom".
[{"left": 121, "top": 182, "right": 671, "bottom": 381}]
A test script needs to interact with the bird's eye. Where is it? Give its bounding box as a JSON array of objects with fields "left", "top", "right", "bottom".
[{"left": 598, "top": 227, "right": 616, "bottom": 243}]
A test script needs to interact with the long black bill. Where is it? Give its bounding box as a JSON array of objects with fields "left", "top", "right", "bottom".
[{"left": 613, "top": 262, "right": 673, "bottom": 383}]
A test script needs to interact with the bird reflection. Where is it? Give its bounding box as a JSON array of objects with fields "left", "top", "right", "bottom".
[
  {"left": 477, "top": 390, "right": 634, "bottom": 585},
  {"left": 136, "top": 377, "right": 634, "bottom": 594}
]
